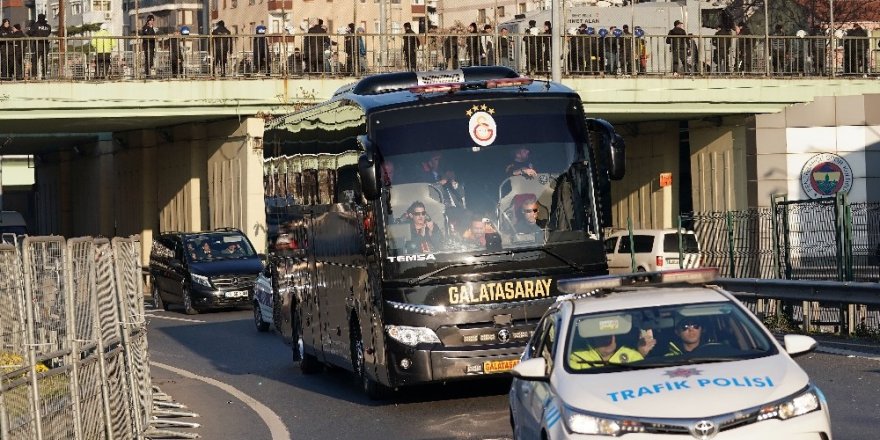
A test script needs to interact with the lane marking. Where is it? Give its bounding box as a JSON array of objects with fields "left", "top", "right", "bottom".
[
  {"left": 145, "top": 312, "right": 206, "bottom": 324},
  {"left": 816, "top": 346, "right": 880, "bottom": 362},
  {"left": 151, "top": 361, "right": 291, "bottom": 440}
]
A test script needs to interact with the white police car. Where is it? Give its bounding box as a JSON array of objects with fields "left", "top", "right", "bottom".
[{"left": 509, "top": 268, "right": 831, "bottom": 440}]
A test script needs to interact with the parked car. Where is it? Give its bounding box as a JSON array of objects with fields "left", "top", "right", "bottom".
[
  {"left": 509, "top": 268, "right": 831, "bottom": 439},
  {"left": 604, "top": 229, "right": 701, "bottom": 274},
  {"left": 149, "top": 228, "right": 263, "bottom": 314}
]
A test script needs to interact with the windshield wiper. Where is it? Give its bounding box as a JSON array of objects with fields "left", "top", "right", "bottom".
[
  {"left": 571, "top": 354, "right": 658, "bottom": 370},
  {"left": 680, "top": 356, "right": 746, "bottom": 364},
  {"left": 410, "top": 261, "right": 499, "bottom": 285},
  {"left": 538, "top": 247, "right": 584, "bottom": 273}
]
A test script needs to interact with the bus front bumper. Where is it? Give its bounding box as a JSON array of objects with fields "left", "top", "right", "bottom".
[{"left": 387, "top": 344, "right": 525, "bottom": 386}]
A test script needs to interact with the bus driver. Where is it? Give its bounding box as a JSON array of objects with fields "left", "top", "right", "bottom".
[{"left": 405, "top": 201, "right": 443, "bottom": 253}]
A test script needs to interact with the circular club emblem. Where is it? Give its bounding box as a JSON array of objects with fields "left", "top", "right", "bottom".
[
  {"left": 468, "top": 111, "right": 497, "bottom": 147},
  {"left": 800, "top": 153, "right": 853, "bottom": 199}
]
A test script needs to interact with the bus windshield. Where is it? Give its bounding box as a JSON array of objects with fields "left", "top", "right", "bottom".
[{"left": 373, "top": 96, "right": 597, "bottom": 263}]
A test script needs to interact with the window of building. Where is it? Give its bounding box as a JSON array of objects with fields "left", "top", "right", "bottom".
[
  {"left": 230, "top": 0, "right": 237, "bottom": 8},
  {"left": 52, "top": 5, "right": 59, "bottom": 16},
  {"left": 92, "top": 0, "right": 110, "bottom": 11},
  {"left": 497, "top": 6, "right": 504, "bottom": 17},
  {"left": 249, "top": 0, "right": 255, "bottom": 5},
  {"left": 71, "top": 2, "right": 81, "bottom": 14},
  {"left": 478, "top": 8, "right": 486, "bottom": 24},
  {"left": 518, "top": 2, "right": 526, "bottom": 14}
]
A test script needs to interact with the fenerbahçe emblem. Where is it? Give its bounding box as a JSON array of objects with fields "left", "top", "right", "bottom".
[
  {"left": 800, "top": 153, "right": 853, "bottom": 199},
  {"left": 467, "top": 104, "right": 497, "bottom": 147}
]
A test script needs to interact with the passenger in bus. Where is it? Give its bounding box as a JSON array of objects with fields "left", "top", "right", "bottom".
[
  {"left": 514, "top": 195, "right": 545, "bottom": 235},
  {"left": 381, "top": 160, "right": 394, "bottom": 186},
  {"left": 505, "top": 147, "right": 538, "bottom": 178},
  {"left": 420, "top": 153, "right": 465, "bottom": 208},
  {"left": 405, "top": 201, "right": 443, "bottom": 253},
  {"left": 461, "top": 214, "right": 499, "bottom": 249}
]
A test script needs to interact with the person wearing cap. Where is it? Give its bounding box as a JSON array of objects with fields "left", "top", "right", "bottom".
[
  {"left": 523, "top": 20, "right": 539, "bottom": 74},
  {"left": 666, "top": 19, "right": 687, "bottom": 75},
  {"left": 253, "top": 24, "right": 270, "bottom": 75},
  {"left": 212, "top": 20, "right": 233, "bottom": 76},
  {"left": 569, "top": 334, "right": 650, "bottom": 369},
  {"left": 90, "top": 22, "right": 115, "bottom": 79},
  {"left": 27, "top": 13, "right": 52, "bottom": 79},
  {"left": 169, "top": 26, "right": 189, "bottom": 78},
  {"left": 141, "top": 15, "right": 157, "bottom": 77}
]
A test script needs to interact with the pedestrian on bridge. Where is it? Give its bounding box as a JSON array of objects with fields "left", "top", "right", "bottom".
[
  {"left": 666, "top": 20, "right": 686, "bottom": 75},
  {"left": 212, "top": 20, "right": 233, "bottom": 77},
  {"left": 141, "top": 15, "right": 157, "bottom": 78},
  {"left": 91, "top": 22, "right": 115, "bottom": 79},
  {"left": 27, "top": 14, "right": 52, "bottom": 79},
  {"left": 253, "top": 25, "right": 270, "bottom": 75}
]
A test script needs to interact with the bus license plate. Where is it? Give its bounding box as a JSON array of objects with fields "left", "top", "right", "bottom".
[
  {"left": 483, "top": 359, "right": 519, "bottom": 374},
  {"left": 225, "top": 290, "right": 248, "bottom": 298}
]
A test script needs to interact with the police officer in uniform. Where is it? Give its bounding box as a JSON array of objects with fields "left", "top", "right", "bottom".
[
  {"left": 170, "top": 26, "right": 189, "bottom": 78},
  {"left": 27, "top": 14, "right": 52, "bottom": 79},
  {"left": 253, "top": 24, "right": 270, "bottom": 75},
  {"left": 141, "top": 15, "right": 157, "bottom": 77},
  {"left": 569, "top": 334, "right": 646, "bottom": 369}
]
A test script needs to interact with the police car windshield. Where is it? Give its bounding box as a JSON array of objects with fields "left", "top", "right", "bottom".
[
  {"left": 373, "top": 96, "right": 597, "bottom": 262},
  {"left": 565, "top": 301, "right": 777, "bottom": 374}
]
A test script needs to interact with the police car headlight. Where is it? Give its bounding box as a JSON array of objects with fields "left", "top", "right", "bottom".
[
  {"left": 562, "top": 405, "right": 643, "bottom": 436},
  {"left": 385, "top": 325, "right": 440, "bottom": 347},
  {"left": 191, "top": 273, "right": 212, "bottom": 288},
  {"left": 758, "top": 386, "right": 823, "bottom": 421}
]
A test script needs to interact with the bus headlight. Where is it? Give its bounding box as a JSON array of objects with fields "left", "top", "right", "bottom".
[
  {"left": 385, "top": 325, "right": 441, "bottom": 347},
  {"left": 562, "top": 405, "right": 644, "bottom": 436},
  {"left": 191, "top": 273, "right": 212, "bottom": 288}
]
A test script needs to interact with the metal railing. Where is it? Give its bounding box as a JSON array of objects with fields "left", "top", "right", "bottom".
[
  {"left": 0, "top": 32, "right": 877, "bottom": 82},
  {"left": 0, "top": 236, "right": 195, "bottom": 440}
]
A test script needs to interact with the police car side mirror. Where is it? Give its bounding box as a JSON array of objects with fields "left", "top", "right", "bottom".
[
  {"left": 510, "top": 358, "right": 549, "bottom": 381},
  {"left": 783, "top": 334, "right": 817, "bottom": 357}
]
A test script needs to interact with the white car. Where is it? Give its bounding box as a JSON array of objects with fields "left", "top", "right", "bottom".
[
  {"left": 604, "top": 229, "right": 701, "bottom": 274},
  {"left": 509, "top": 269, "right": 831, "bottom": 440}
]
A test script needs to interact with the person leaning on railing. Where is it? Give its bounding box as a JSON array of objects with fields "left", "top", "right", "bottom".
[
  {"left": 27, "top": 13, "right": 52, "bottom": 80},
  {"left": 90, "top": 23, "right": 115, "bottom": 79}
]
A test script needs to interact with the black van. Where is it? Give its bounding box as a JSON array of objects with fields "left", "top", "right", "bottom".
[{"left": 149, "top": 228, "right": 263, "bottom": 314}]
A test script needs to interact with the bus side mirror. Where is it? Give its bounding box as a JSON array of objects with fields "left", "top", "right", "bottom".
[
  {"left": 359, "top": 151, "right": 380, "bottom": 201},
  {"left": 609, "top": 133, "right": 625, "bottom": 180}
]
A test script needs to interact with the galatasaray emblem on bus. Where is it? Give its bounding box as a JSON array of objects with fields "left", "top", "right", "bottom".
[
  {"left": 467, "top": 104, "right": 497, "bottom": 147},
  {"left": 800, "top": 153, "right": 853, "bottom": 199}
]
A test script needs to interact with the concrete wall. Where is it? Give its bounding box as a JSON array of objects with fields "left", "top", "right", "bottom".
[
  {"left": 610, "top": 120, "right": 679, "bottom": 229},
  {"left": 35, "top": 117, "right": 267, "bottom": 266},
  {"left": 689, "top": 115, "right": 750, "bottom": 211},
  {"left": 752, "top": 94, "right": 880, "bottom": 205}
]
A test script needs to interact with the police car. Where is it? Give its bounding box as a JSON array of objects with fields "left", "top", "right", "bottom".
[{"left": 509, "top": 268, "right": 831, "bottom": 440}]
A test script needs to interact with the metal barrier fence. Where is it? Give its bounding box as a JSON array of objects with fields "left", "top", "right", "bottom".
[
  {"left": 0, "top": 236, "right": 168, "bottom": 440},
  {"left": 0, "top": 32, "right": 877, "bottom": 81},
  {"left": 687, "top": 197, "right": 880, "bottom": 282}
]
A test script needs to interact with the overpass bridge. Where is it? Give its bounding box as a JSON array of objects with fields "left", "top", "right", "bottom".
[{"left": 1, "top": 72, "right": 878, "bottom": 262}]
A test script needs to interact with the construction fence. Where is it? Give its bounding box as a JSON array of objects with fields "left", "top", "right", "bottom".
[{"left": 0, "top": 236, "right": 191, "bottom": 440}]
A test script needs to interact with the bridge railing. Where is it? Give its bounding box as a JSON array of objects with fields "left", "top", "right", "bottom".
[{"left": 0, "top": 32, "right": 877, "bottom": 81}]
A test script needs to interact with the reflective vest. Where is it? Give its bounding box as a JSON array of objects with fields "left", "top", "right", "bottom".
[{"left": 569, "top": 346, "right": 643, "bottom": 369}]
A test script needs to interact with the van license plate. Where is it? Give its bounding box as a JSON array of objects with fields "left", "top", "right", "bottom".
[
  {"left": 483, "top": 359, "right": 519, "bottom": 374},
  {"left": 225, "top": 290, "right": 248, "bottom": 298},
  {"left": 667, "top": 258, "right": 680, "bottom": 264}
]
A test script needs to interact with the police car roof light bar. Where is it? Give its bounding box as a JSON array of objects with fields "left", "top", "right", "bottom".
[
  {"left": 557, "top": 268, "right": 719, "bottom": 296},
  {"left": 658, "top": 268, "right": 719, "bottom": 284}
]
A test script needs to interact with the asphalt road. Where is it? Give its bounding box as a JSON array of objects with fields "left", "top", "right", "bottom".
[{"left": 146, "top": 306, "right": 880, "bottom": 440}]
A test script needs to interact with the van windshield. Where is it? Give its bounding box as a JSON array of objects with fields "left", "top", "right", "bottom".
[{"left": 184, "top": 232, "right": 256, "bottom": 262}]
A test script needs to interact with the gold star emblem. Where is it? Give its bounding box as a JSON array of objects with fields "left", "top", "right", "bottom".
[
  {"left": 480, "top": 104, "right": 488, "bottom": 111},
  {"left": 472, "top": 105, "right": 480, "bottom": 113},
  {"left": 488, "top": 108, "right": 495, "bottom": 114},
  {"left": 466, "top": 109, "right": 473, "bottom": 116}
]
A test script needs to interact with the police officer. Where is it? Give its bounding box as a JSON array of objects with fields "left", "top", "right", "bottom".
[
  {"left": 253, "top": 24, "right": 270, "bottom": 75},
  {"left": 141, "top": 15, "right": 157, "bottom": 77},
  {"left": 27, "top": 14, "right": 52, "bottom": 79},
  {"left": 0, "top": 19, "right": 12, "bottom": 80},
  {"left": 569, "top": 334, "right": 645, "bottom": 369},
  {"left": 10, "top": 24, "right": 25, "bottom": 80}
]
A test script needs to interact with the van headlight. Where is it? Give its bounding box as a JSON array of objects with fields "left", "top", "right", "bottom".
[
  {"left": 758, "top": 386, "right": 823, "bottom": 421},
  {"left": 562, "top": 405, "right": 644, "bottom": 436},
  {"left": 385, "top": 325, "right": 440, "bottom": 347},
  {"left": 191, "top": 273, "right": 212, "bottom": 288}
]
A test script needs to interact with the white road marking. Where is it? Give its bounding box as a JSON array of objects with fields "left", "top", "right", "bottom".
[
  {"left": 144, "top": 312, "right": 206, "bottom": 324},
  {"left": 151, "top": 361, "right": 291, "bottom": 440}
]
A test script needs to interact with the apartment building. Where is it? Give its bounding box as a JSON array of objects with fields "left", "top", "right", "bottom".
[{"left": 438, "top": 0, "right": 535, "bottom": 29}]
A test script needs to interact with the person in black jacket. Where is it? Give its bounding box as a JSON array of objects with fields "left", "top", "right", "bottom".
[
  {"left": 464, "top": 22, "right": 483, "bottom": 67},
  {"left": 170, "top": 26, "right": 188, "bottom": 78},
  {"left": 10, "top": 24, "right": 25, "bottom": 80},
  {"left": 141, "top": 15, "right": 157, "bottom": 77},
  {"left": 0, "top": 19, "right": 12, "bottom": 80},
  {"left": 27, "top": 14, "right": 52, "bottom": 79},
  {"left": 253, "top": 25, "right": 270, "bottom": 75},
  {"left": 402, "top": 22, "right": 419, "bottom": 70},
  {"left": 303, "top": 19, "right": 329, "bottom": 73},
  {"left": 666, "top": 20, "right": 687, "bottom": 75},
  {"left": 212, "top": 20, "right": 233, "bottom": 76},
  {"left": 523, "top": 20, "right": 539, "bottom": 73}
]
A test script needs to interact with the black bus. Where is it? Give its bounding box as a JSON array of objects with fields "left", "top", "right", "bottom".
[{"left": 261, "top": 66, "right": 625, "bottom": 398}]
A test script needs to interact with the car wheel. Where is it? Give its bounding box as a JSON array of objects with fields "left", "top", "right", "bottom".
[
  {"left": 253, "top": 301, "right": 269, "bottom": 332},
  {"left": 182, "top": 287, "right": 199, "bottom": 315},
  {"left": 294, "top": 307, "right": 321, "bottom": 374},
  {"left": 351, "top": 321, "right": 389, "bottom": 400},
  {"left": 151, "top": 282, "right": 165, "bottom": 311}
]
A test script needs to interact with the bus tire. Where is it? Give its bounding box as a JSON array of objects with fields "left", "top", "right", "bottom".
[{"left": 351, "top": 321, "right": 389, "bottom": 400}]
